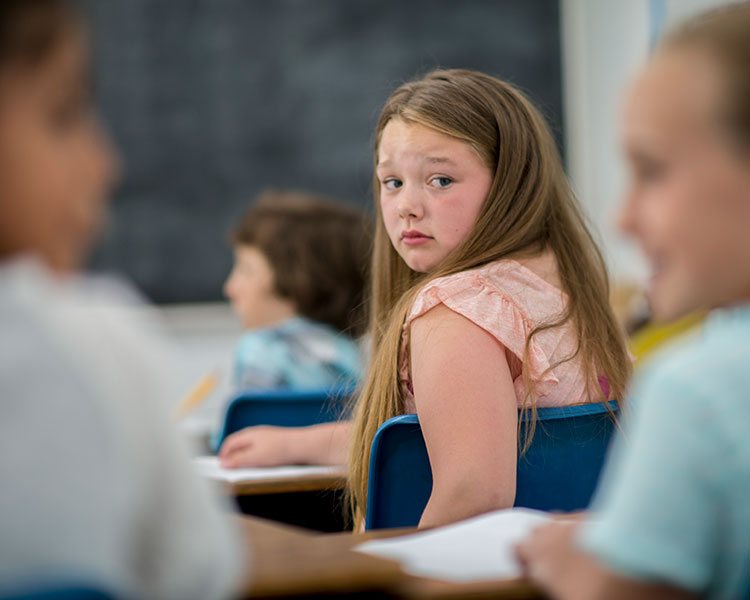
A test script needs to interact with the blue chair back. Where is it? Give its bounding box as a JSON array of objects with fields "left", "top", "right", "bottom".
[
  {"left": 365, "top": 401, "right": 619, "bottom": 530},
  {"left": 216, "top": 386, "right": 353, "bottom": 447}
]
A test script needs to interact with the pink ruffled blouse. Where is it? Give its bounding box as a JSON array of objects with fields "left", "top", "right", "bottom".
[{"left": 398, "top": 259, "right": 589, "bottom": 413}]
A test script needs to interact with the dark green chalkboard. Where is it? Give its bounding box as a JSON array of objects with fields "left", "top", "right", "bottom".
[{"left": 83, "top": 0, "right": 562, "bottom": 302}]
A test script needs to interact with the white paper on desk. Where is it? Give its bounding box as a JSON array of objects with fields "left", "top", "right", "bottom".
[
  {"left": 192, "top": 455, "right": 342, "bottom": 483},
  {"left": 355, "top": 508, "right": 551, "bottom": 582}
]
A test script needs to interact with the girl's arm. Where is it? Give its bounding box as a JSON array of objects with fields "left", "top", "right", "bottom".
[
  {"left": 218, "top": 420, "right": 352, "bottom": 467},
  {"left": 411, "top": 304, "right": 518, "bottom": 529}
]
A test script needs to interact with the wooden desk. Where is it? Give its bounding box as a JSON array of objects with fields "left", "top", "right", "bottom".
[
  {"left": 236, "top": 515, "right": 545, "bottom": 599},
  {"left": 215, "top": 467, "right": 348, "bottom": 532},
  {"left": 235, "top": 515, "right": 402, "bottom": 597},
  {"left": 223, "top": 466, "right": 347, "bottom": 496}
]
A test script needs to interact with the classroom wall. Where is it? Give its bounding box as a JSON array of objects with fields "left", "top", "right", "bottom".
[{"left": 83, "top": 0, "right": 563, "bottom": 304}]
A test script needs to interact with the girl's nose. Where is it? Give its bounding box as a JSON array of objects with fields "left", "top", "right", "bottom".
[{"left": 396, "top": 187, "right": 424, "bottom": 219}]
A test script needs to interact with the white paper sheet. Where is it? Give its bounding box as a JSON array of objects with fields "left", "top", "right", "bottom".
[
  {"left": 192, "top": 455, "right": 343, "bottom": 483},
  {"left": 356, "top": 508, "right": 551, "bottom": 582}
]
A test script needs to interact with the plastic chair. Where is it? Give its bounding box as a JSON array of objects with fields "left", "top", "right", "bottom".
[
  {"left": 365, "top": 401, "right": 619, "bottom": 530},
  {"left": 216, "top": 386, "right": 353, "bottom": 447}
]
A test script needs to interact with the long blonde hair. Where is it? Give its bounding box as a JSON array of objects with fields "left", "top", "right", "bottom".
[{"left": 348, "top": 69, "right": 630, "bottom": 525}]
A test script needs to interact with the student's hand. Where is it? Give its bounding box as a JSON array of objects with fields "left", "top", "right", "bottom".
[
  {"left": 515, "top": 521, "right": 580, "bottom": 592},
  {"left": 218, "top": 426, "right": 296, "bottom": 468},
  {"left": 515, "top": 521, "right": 696, "bottom": 600}
]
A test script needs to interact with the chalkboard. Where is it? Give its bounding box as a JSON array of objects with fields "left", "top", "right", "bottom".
[{"left": 82, "top": 0, "right": 563, "bottom": 303}]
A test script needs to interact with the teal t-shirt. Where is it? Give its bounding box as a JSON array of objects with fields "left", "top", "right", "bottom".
[
  {"left": 579, "top": 305, "right": 750, "bottom": 599},
  {"left": 232, "top": 316, "right": 362, "bottom": 390}
]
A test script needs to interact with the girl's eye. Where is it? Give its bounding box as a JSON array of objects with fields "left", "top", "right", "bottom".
[
  {"left": 383, "top": 178, "right": 403, "bottom": 191},
  {"left": 431, "top": 176, "right": 453, "bottom": 189},
  {"left": 641, "top": 164, "right": 664, "bottom": 182},
  {"left": 632, "top": 156, "right": 665, "bottom": 183}
]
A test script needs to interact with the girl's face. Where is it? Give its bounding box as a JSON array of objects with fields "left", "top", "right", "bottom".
[
  {"left": 0, "top": 26, "right": 118, "bottom": 273},
  {"left": 619, "top": 49, "right": 750, "bottom": 321},
  {"left": 224, "top": 245, "right": 295, "bottom": 329},
  {"left": 377, "top": 119, "right": 493, "bottom": 273}
]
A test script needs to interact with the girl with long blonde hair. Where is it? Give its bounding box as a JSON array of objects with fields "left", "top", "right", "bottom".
[{"left": 220, "top": 68, "right": 630, "bottom": 529}]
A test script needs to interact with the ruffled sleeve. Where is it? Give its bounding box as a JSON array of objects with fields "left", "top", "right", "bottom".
[{"left": 398, "top": 268, "right": 562, "bottom": 406}]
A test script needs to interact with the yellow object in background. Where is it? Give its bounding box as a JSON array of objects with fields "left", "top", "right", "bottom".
[
  {"left": 630, "top": 312, "right": 706, "bottom": 364},
  {"left": 175, "top": 371, "right": 218, "bottom": 419}
]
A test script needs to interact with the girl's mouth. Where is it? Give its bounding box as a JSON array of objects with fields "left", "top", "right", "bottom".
[{"left": 401, "top": 230, "right": 433, "bottom": 246}]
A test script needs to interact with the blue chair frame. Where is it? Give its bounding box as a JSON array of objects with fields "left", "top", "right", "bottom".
[
  {"left": 216, "top": 386, "right": 353, "bottom": 448},
  {"left": 365, "top": 401, "right": 619, "bottom": 530}
]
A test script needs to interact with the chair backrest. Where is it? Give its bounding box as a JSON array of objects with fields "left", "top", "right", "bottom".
[
  {"left": 216, "top": 386, "right": 353, "bottom": 447},
  {"left": 364, "top": 401, "right": 619, "bottom": 530}
]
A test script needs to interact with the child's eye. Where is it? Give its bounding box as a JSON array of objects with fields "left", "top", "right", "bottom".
[
  {"left": 49, "top": 98, "right": 92, "bottom": 132},
  {"left": 631, "top": 157, "right": 665, "bottom": 183},
  {"left": 430, "top": 176, "right": 453, "bottom": 189},
  {"left": 640, "top": 164, "right": 664, "bottom": 182},
  {"left": 383, "top": 178, "right": 403, "bottom": 191}
]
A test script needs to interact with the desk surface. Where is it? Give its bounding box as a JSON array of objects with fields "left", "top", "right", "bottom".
[
  {"left": 236, "top": 515, "right": 544, "bottom": 599},
  {"left": 236, "top": 515, "right": 401, "bottom": 597},
  {"left": 224, "top": 465, "right": 347, "bottom": 496}
]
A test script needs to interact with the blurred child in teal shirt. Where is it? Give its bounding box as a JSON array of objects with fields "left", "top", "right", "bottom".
[
  {"left": 224, "top": 189, "right": 369, "bottom": 391},
  {"left": 517, "top": 4, "right": 750, "bottom": 599}
]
